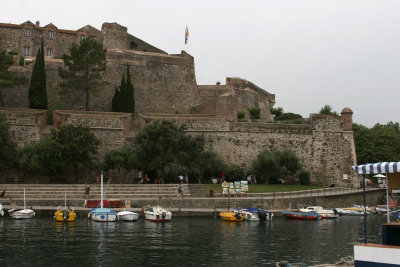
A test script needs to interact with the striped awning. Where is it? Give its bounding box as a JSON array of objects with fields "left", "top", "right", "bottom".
[{"left": 352, "top": 162, "right": 400, "bottom": 175}]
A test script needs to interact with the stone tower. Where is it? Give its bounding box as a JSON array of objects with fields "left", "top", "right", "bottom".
[
  {"left": 341, "top": 107, "right": 353, "bottom": 131},
  {"left": 101, "top": 22, "right": 127, "bottom": 50}
]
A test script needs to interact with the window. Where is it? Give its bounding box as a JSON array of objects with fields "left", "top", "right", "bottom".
[
  {"left": 46, "top": 48, "right": 53, "bottom": 57},
  {"left": 48, "top": 31, "right": 53, "bottom": 39},
  {"left": 25, "top": 28, "right": 31, "bottom": 37},
  {"left": 24, "top": 46, "right": 30, "bottom": 56},
  {"left": 80, "top": 34, "right": 85, "bottom": 41}
]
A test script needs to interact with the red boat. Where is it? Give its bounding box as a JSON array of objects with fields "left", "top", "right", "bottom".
[{"left": 282, "top": 210, "right": 321, "bottom": 220}]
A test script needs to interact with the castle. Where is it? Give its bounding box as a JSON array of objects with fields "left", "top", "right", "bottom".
[{"left": 0, "top": 21, "right": 357, "bottom": 186}]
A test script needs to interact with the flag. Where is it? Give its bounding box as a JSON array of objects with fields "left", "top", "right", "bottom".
[{"left": 185, "top": 25, "right": 189, "bottom": 44}]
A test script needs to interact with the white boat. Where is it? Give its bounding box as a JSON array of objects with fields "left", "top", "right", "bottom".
[
  {"left": 9, "top": 188, "right": 35, "bottom": 219},
  {"left": 89, "top": 170, "right": 117, "bottom": 222},
  {"left": 0, "top": 202, "right": 4, "bottom": 217},
  {"left": 117, "top": 210, "right": 139, "bottom": 221},
  {"left": 299, "top": 205, "right": 338, "bottom": 219},
  {"left": 334, "top": 207, "right": 373, "bottom": 216},
  {"left": 143, "top": 206, "right": 172, "bottom": 222},
  {"left": 234, "top": 208, "right": 273, "bottom": 221}
]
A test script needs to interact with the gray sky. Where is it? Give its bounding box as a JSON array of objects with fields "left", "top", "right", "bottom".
[{"left": 2, "top": 0, "right": 400, "bottom": 127}]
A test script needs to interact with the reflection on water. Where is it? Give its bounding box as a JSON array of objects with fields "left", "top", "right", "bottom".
[{"left": 0, "top": 214, "right": 387, "bottom": 266}]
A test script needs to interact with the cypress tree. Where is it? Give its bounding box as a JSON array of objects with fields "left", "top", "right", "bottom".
[
  {"left": 28, "top": 38, "right": 47, "bottom": 109},
  {"left": 111, "top": 86, "right": 120, "bottom": 112},
  {"left": 125, "top": 65, "right": 135, "bottom": 113}
]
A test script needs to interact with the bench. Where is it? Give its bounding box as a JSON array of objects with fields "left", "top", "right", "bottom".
[
  {"left": 49, "top": 177, "right": 68, "bottom": 184},
  {"left": 6, "top": 177, "right": 24, "bottom": 184}
]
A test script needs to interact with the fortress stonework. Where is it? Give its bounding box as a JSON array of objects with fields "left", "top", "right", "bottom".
[{"left": 0, "top": 21, "right": 357, "bottom": 186}]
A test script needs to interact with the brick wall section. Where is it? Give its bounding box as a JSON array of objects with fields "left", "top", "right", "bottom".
[
  {"left": 141, "top": 113, "right": 357, "bottom": 187},
  {"left": 197, "top": 77, "right": 275, "bottom": 121},
  {"left": 53, "top": 110, "right": 134, "bottom": 156},
  {"left": 0, "top": 108, "right": 47, "bottom": 147}
]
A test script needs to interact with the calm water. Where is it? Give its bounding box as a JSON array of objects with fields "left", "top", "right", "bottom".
[{"left": 0, "top": 213, "right": 387, "bottom": 266}]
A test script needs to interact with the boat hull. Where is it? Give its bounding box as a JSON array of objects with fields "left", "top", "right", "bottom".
[
  {"left": 143, "top": 206, "right": 172, "bottom": 222},
  {"left": 220, "top": 212, "right": 244, "bottom": 222},
  {"left": 282, "top": 211, "right": 320, "bottom": 220},
  {"left": 89, "top": 208, "right": 117, "bottom": 222},
  {"left": 54, "top": 209, "right": 76, "bottom": 222},
  {"left": 117, "top": 211, "right": 139, "bottom": 221},
  {"left": 9, "top": 209, "right": 35, "bottom": 219}
]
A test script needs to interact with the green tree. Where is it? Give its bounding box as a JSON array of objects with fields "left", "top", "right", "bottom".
[
  {"left": 112, "top": 65, "right": 135, "bottom": 113},
  {"left": 319, "top": 105, "right": 340, "bottom": 117},
  {"left": 102, "top": 144, "right": 137, "bottom": 172},
  {"left": 192, "top": 150, "right": 227, "bottom": 183},
  {"left": 252, "top": 149, "right": 302, "bottom": 184},
  {"left": 51, "top": 124, "right": 100, "bottom": 181},
  {"left": 226, "top": 164, "right": 245, "bottom": 181},
  {"left": 16, "top": 137, "right": 62, "bottom": 173},
  {"left": 58, "top": 38, "right": 107, "bottom": 111},
  {"left": 134, "top": 120, "right": 203, "bottom": 183},
  {"left": 0, "top": 50, "right": 26, "bottom": 106},
  {"left": 270, "top": 106, "right": 302, "bottom": 121},
  {"left": 28, "top": 38, "right": 47, "bottom": 109},
  {"left": 0, "top": 114, "right": 17, "bottom": 169},
  {"left": 125, "top": 65, "right": 135, "bottom": 113}
]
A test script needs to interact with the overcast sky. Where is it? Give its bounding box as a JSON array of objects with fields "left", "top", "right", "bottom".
[{"left": 2, "top": 0, "right": 400, "bottom": 127}]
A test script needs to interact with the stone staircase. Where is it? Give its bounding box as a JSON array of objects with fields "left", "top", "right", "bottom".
[{"left": 0, "top": 184, "right": 191, "bottom": 207}]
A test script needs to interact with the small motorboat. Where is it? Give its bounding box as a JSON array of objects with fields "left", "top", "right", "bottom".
[
  {"left": 282, "top": 210, "right": 320, "bottom": 220},
  {"left": 117, "top": 210, "right": 139, "bottom": 221},
  {"left": 219, "top": 212, "right": 244, "bottom": 222},
  {"left": 9, "top": 188, "right": 35, "bottom": 220},
  {"left": 334, "top": 207, "right": 372, "bottom": 216},
  {"left": 54, "top": 193, "right": 76, "bottom": 222},
  {"left": 143, "top": 206, "right": 172, "bottom": 222},
  {"left": 55, "top": 208, "right": 76, "bottom": 222},
  {"left": 298, "top": 205, "right": 338, "bottom": 219},
  {"left": 234, "top": 208, "right": 273, "bottom": 221}
]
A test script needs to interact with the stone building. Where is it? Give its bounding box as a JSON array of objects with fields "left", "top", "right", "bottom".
[{"left": 0, "top": 20, "right": 357, "bottom": 186}]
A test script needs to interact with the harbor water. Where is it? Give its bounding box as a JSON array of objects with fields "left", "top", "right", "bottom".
[{"left": 0, "top": 214, "right": 387, "bottom": 266}]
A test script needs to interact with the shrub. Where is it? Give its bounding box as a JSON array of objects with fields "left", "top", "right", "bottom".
[
  {"left": 237, "top": 110, "right": 246, "bottom": 119},
  {"left": 298, "top": 169, "right": 310, "bottom": 185},
  {"left": 226, "top": 164, "right": 245, "bottom": 181},
  {"left": 248, "top": 106, "right": 261, "bottom": 120},
  {"left": 19, "top": 56, "right": 24, "bottom": 66}
]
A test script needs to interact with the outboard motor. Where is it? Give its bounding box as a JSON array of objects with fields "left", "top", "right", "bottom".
[
  {"left": 333, "top": 208, "right": 338, "bottom": 215},
  {"left": 258, "top": 211, "right": 266, "bottom": 222},
  {"left": 62, "top": 209, "right": 69, "bottom": 221},
  {"left": 235, "top": 213, "right": 241, "bottom": 219}
]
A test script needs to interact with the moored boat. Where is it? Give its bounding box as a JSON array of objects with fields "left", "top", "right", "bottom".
[
  {"left": 117, "top": 210, "right": 139, "bottom": 221},
  {"left": 334, "top": 207, "right": 373, "bottom": 216},
  {"left": 54, "top": 193, "right": 76, "bottom": 222},
  {"left": 234, "top": 208, "right": 273, "bottom": 221},
  {"left": 55, "top": 208, "right": 76, "bottom": 222},
  {"left": 9, "top": 188, "right": 35, "bottom": 220},
  {"left": 282, "top": 210, "right": 320, "bottom": 220},
  {"left": 219, "top": 212, "right": 244, "bottom": 222},
  {"left": 89, "top": 170, "right": 117, "bottom": 222},
  {"left": 0, "top": 202, "right": 4, "bottom": 217},
  {"left": 143, "top": 206, "right": 172, "bottom": 222},
  {"left": 298, "top": 205, "right": 338, "bottom": 219}
]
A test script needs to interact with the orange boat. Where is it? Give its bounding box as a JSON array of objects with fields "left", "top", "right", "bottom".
[{"left": 219, "top": 212, "right": 244, "bottom": 222}]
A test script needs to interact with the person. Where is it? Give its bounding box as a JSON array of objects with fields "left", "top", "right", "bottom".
[
  {"left": 0, "top": 190, "right": 6, "bottom": 198},
  {"left": 221, "top": 171, "right": 225, "bottom": 183},
  {"left": 247, "top": 175, "right": 251, "bottom": 184},
  {"left": 144, "top": 174, "right": 149, "bottom": 184},
  {"left": 178, "top": 184, "right": 183, "bottom": 199},
  {"left": 179, "top": 175, "right": 184, "bottom": 184},
  {"left": 184, "top": 175, "right": 188, "bottom": 184},
  {"left": 367, "top": 179, "right": 371, "bottom": 189},
  {"left": 84, "top": 182, "right": 90, "bottom": 199}
]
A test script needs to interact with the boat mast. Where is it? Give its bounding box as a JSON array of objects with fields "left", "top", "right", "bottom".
[
  {"left": 64, "top": 192, "right": 67, "bottom": 208},
  {"left": 101, "top": 170, "right": 104, "bottom": 209}
]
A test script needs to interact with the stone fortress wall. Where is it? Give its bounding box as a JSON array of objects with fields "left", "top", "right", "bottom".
[{"left": 0, "top": 20, "right": 357, "bottom": 186}]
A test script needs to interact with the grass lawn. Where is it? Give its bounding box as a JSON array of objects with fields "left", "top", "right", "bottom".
[{"left": 205, "top": 184, "right": 321, "bottom": 193}]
